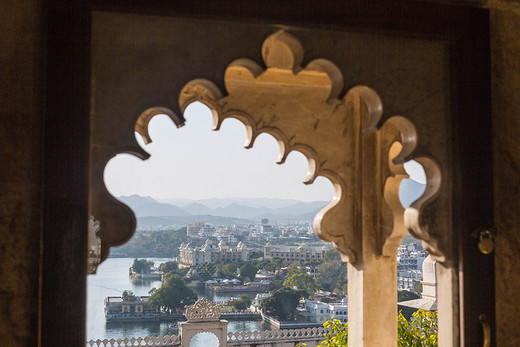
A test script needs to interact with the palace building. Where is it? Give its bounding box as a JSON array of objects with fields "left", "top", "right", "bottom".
[
  {"left": 263, "top": 243, "right": 332, "bottom": 264},
  {"left": 179, "top": 240, "right": 248, "bottom": 267}
]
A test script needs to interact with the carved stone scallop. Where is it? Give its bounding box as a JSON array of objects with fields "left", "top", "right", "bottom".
[
  {"left": 185, "top": 299, "right": 221, "bottom": 322},
  {"left": 178, "top": 30, "right": 445, "bottom": 263},
  {"left": 91, "top": 29, "right": 446, "bottom": 268}
]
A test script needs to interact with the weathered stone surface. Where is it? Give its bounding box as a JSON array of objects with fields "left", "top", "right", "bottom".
[
  {"left": 0, "top": 1, "right": 44, "bottom": 345},
  {"left": 490, "top": 9, "right": 520, "bottom": 346}
]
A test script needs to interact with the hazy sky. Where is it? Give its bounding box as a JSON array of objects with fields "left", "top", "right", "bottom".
[{"left": 104, "top": 102, "right": 425, "bottom": 202}]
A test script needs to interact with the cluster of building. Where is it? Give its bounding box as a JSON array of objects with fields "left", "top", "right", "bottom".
[
  {"left": 251, "top": 292, "right": 348, "bottom": 324},
  {"left": 263, "top": 242, "right": 332, "bottom": 265},
  {"left": 397, "top": 242, "right": 428, "bottom": 293},
  {"left": 178, "top": 239, "right": 332, "bottom": 267},
  {"left": 104, "top": 296, "right": 160, "bottom": 321},
  {"left": 178, "top": 239, "right": 248, "bottom": 266},
  {"left": 300, "top": 298, "right": 349, "bottom": 324},
  {"left": 184, "top": 220, "right": 317, "bottom": 244}
]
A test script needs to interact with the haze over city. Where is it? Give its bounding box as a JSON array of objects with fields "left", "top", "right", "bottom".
[{"left": 104, "top": 102, "right": 426, "bottom": 206}]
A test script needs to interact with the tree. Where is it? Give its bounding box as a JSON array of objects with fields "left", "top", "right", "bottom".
[
  {"left": 286, "top": 262, "right": 306, "bottom": 277},
  {"left": 270, "top": 273, "right": 285, "bottom": 290},
  {"left": 131, "top": 258, "right": 154, "bottom": 274},
  {"left": 260, "top": 287, "right": 307, "bottom": 320},
  {"left": 159, "top": 261, "right": 178, "bottom": 274},
  {"left": 341, "top": 283, "right": 348, "bottom": 297},
  {"left": 121, "top": 290, "right": 137, "bottom": 302},
  {"left": 240, "top": 263, "right": 258, "bottom": 281},
  {"left": 398, "top": 310, "right": 438, "bottom": 346},
  {"left": 114, "top": 227, "right": 187, "bottom": 257},
  {"left": 219, "top": 263, "right": 238, "bottom": 278},
  {"left": 248, "top": 250, "right": 264, "bottom": 260},
  {"left": 315, "top": 251, "right": 347, "bottom": 292},
  {"left": 195, "top": 262, "right": 217, "bottom": 281},
  {"left": 148, "top": 274, "right": 198, "bottom": 312},
  {"left": 318, "top": 318, "right": 348, "bottom": 347},
  {"left": 296, "top": 309, "right": 438, "bottom": 347},
  {"left": 415, "top": 282, "right": 423, "bottom": 296},
  {"left": 283, "top": 273, "right": 317, "bottom": 298},
  {"left": 398, "top": 290, "right": 421, "bottom": 302},
  {"left": 231, "top": 294, "right": 252, "bottom": 310}
]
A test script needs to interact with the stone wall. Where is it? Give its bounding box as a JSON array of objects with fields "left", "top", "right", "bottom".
[
  {"left": 490, "top": 9, "right": 520, "bottom": 347},
  {"left": 0, "top": 1, "right": 44, "bottom": 345},
  {"left": 1, "top": 2, "right": 520, "bottom": 346}
]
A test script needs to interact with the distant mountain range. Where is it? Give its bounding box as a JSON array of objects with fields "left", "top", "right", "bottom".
[
  {"left": 117, "top": 195, "right": 330, "bottom": 227},
  {"left": 118, "top": 179, "right": 425, "bottom": 228}
]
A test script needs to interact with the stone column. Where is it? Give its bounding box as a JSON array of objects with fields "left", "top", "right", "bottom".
[{"left": 348, "top": 257, "right": 398, "bottom": 345}]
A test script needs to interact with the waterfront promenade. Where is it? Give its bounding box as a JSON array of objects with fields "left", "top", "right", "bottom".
[
  {"left": 87, "top": 299, "right": 327, "bottom": 347},
  {"left": 106, "top": 310, "right": 261, "bottom": 322}
]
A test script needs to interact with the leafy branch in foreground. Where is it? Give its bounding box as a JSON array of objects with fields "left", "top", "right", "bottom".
[
  {"left": 296, "top": 309, "right": 438, "bottom": 347},
  {"left": 319, "top": 318, "right": 348, "bottom": 347},
  {"left": 398, "top": 310, "right": 438, "bottom": 347}
]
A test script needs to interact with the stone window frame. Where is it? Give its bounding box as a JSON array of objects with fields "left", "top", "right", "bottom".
[{"left": 40, "top": 2, "right": 493, "bottom": 346}]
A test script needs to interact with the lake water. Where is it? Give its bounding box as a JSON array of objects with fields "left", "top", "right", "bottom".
[{"left": 87, "top": 257, "right": 272, "bottom": 343}]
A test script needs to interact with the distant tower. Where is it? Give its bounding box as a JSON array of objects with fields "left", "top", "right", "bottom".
[{"left": 261, "top": 218, "right": 269, "bottom": 226}]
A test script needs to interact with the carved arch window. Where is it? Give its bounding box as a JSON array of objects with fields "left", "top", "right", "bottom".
[{"left": 88, "top": 12, "right": 476, "bottom": 346}]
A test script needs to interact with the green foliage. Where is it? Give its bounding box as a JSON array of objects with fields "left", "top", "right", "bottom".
[
  {"left": 415, "top": 282, "right": 423, "bottom": 296},
  {"left": 159, "top": 261, "right": 178, "bottom": 274},
  {"left": 113, "top": 228, "right": 187, "bottom": 257},
  {"left": 398, "top": 290, "right": 421, "bottom": 302},
  {"left": 160, "top": 261, "right": 189, "bottom": 278},
  {"left": 219, "top": 263, "right": 238, "bottom": 278},
  {"left": 148, "top": 274, "right": 197, "bottom": 312},
  {"left": 231, "top": 294, "right": 252, "bottom": 310},
  {"left": 398, "top": 310, "right": 438, "bottom": 347},
  {"left": 260, "top": 287, "right": 307, "bottom": 320},
  {"left": 240, "top": 263, "right": 258, "bottom": 281},
  {"left": 195, "top": 262, "right": 217, "bottom": 281},
  {"left": 305, "top": 309, "right": 438, "bottom": 347},
  {"left": 318, "top": 318, "right": 349, "bottom": 347},
  {"left": 131, "top": 258, "right": 154, "bottom": 274},
  {"left": 315, "top": 250, "right": 347, "bottom": 292},
  {"left": 255, "top": 257, "right": 283, "bottom": 272},
  {"left": 283, "top": 273, "right": 317, "bottom": 298},
  {"left": 121, "top": 290, "right": 137, "bottom": 302},
  {"left": 341, "top": 284, "right": 348, "bottom": 297},
  {"left": 323, "top": 249, "right": 341, "bottom": 262},
  {"left": 286, "top": 263, "right": 306, "bottom": 277},
  {"left": 248, "top": 250, "right": 264, "bottom": 260},
  {"left": 270, "top": 273, "right": 285, "bottom": 290}
]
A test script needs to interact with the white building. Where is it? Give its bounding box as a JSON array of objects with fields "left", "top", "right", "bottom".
[
  {"left": 263, "top": 243, "right": 332, "bottom": 264},
  {"left": 301, "top": 299, "right": 348, "bottom": 324},
  {"left": 179, "top": 239, "right": 248, "bottom": 266},
  {"left": 397, "top": 269, "right": 422, "bottom": 292},
  {"left": 186, "top": 222, "right": 216, "bottom": 238},
  {"left": 398, "top": 255, "right": 438, "bottom": 312}
]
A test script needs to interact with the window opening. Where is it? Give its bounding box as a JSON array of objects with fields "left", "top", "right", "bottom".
[
  {"left": 87, "top": 102, "right": 335, "bottom": 344},
  {"left": 88, "top": 29, "right": 449, "bottom": 347},
  {"left": 189, "top": 332, "right": 219, "bottom": 347},
  {"left": 397, "top": 161, "right": 437, "bottom": 325}
]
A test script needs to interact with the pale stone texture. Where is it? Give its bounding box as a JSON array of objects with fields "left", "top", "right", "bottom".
[
  {"left": 490, "top": 9, "right": 520, "bottom": 347},
  {"left": 0, "top": 1, "right": 44, "bottom": 345}
]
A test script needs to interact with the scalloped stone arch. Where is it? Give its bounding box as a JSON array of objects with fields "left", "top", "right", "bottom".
[
  {"left": 90, "top": 29, "right": 449, "bottom": 347},
  {"left": 175, "top": 30, "right": 444, "bottom": 265}
]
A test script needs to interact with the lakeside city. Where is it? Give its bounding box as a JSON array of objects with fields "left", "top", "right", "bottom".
[{"left": 87, "top": 194, "right": 435, "bottom": 345}]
